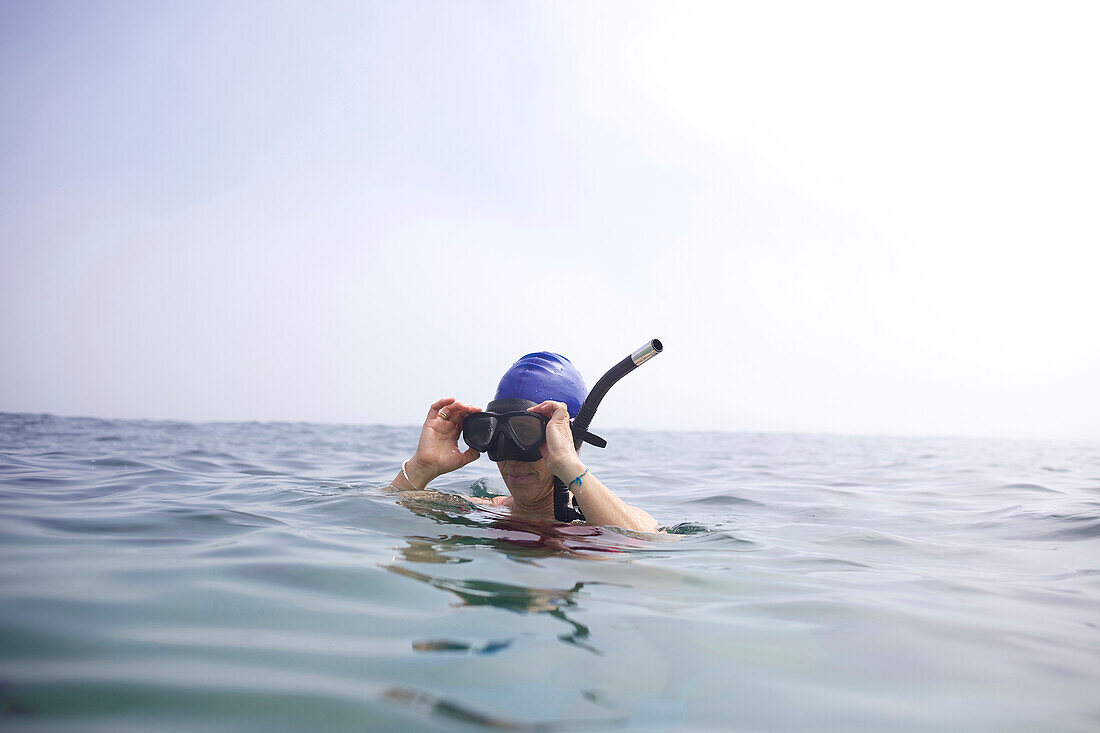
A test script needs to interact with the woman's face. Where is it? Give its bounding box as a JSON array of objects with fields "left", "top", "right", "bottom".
[{"left": 497, "top": 458, "right": 554, "bottom": 497}]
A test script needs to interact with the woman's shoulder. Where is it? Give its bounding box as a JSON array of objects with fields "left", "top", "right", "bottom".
[{"left": 464, "top": 494, "right": 512, "bottom": 508}]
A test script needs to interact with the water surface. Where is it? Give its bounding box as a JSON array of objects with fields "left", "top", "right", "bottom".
[{"left": 1, "top": 413, "right": 1098, "bottom": 731}]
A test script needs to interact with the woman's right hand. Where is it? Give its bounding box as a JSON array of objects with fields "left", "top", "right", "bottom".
[{"left": 403, "top": 398, "right": 482, "bottom": 489}]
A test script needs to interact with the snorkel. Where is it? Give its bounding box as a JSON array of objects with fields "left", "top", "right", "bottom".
[
  {"left": 571, "top": 339, "right": 663, "bottom": 450},
  {"left": 553, "top": 339, "right": 663, "bottom": 522}
]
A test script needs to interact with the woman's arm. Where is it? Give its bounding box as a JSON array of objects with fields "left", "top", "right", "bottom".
[
  {"left": 528, "top": 401, "right": 659, "bottom": 533},
  {"left": 556, "top": 458, "right": 658, "bottom": 533}
]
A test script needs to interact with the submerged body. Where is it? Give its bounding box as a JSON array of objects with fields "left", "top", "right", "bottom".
[{"left": 391, "top": 397, "right": 658, "bottom": 533}]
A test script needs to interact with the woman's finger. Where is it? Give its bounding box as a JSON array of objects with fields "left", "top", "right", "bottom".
[
  {"left": 529, "top": 400, "right": 569, "bottom": 422},
  {"left": 444, "top": 401, "right": 482, "bottom": 421},
  {"left": 527, "top": 401, "right": 551, "bottom": 417},
  {"left": 427, "top": 397, "right": 457, "bottom": 420},
  {"left": 432, "top": 401, "right": 481, "bottom": 431}
]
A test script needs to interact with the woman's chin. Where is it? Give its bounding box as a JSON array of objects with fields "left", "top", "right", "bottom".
[
  {"left": 505, "top": 471, "right": 537, "bottom": 487},
  {"left": 498, "top": 460, "right": 551, "bottom": 496},
  {"left": 503, "top": 472, "right": 549, "bottom": 495}
]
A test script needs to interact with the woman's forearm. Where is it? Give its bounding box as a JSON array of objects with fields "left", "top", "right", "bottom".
[{"left": 559, "top": 461, "right": 658, "bottom": 533}]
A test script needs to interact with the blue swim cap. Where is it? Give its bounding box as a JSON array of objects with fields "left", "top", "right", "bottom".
[{"left": 494, "top": 352, "right": 587, "bottom": 418}]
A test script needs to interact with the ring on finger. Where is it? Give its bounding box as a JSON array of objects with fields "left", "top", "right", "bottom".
[{"left": 438, "top": 410, "right": 450, "bottom": 421}]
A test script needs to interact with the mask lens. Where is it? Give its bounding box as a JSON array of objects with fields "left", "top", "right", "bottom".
[
  {"left": 463, "top": 414, "right": 496, "bottom": 450},
  {"left": 508, "top": 414, "right": 545, "bottom": 448}
]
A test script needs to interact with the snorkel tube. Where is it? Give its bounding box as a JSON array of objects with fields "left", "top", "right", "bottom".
[
  {"left": 572, "top": 339, "right": 663, "bottom": 450},
  {"left": 554, "top": 339, "right": 663, "bottom": 522}
]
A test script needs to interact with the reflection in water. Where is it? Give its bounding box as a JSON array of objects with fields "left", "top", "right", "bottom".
[
  {"left": 381, "top": 686, "right": 553, "bottom": 731},
  {"left": 387, "top": 565, "right": 600, "bottom": 654},
  {"left": 412, "top": 638, "right": 512, "bottom": 654},
  {"left": 385, "top": 521, "right": 625, "bottom": 728},
  {"left": 396, "top": 537, "right": 476, "bottom": 564},
  {"left": 386, "top": 499, "right": 649, "bottom": 659}
]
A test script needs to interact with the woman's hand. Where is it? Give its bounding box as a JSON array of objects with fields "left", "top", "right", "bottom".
[
  {"left": 403, "top": 398, "right": 482, "bottom": 489},
  {"left": 528, "top": 400, "right": 586, "bottom": 483}
]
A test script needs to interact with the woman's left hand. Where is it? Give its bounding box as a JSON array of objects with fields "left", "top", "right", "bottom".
[{"left": 528, "top": 400, "right": 586, "bottom": 482}]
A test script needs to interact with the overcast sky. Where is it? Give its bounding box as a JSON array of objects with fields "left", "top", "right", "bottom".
[{"left": 2, "top": 1, "right": 1097, "bottom": 440}]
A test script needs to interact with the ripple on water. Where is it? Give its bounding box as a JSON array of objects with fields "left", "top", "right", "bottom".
[{"left": 2, "top": 414, "right": 1100, "bottom": 732}]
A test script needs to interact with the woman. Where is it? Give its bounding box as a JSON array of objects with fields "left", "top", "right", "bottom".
[{"left": 390, "top": 352, "right": 658, "bottom": 533}]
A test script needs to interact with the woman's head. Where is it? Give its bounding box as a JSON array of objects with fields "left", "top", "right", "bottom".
[
  {"left": 463, "top": 352, "right": 587, "bottom": 463},
  {"left": 486, "top": 352, "right": 586, "bottom": 503}
]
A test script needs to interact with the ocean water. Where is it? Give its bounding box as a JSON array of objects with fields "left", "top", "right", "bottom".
[{"left": 0, "top": 413, "right": 1097, "bottom": 732}]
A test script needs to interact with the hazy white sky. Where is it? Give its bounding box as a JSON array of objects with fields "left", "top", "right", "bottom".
[{"left": 2, "top": 1, "right": 1097, "bottom": 440}]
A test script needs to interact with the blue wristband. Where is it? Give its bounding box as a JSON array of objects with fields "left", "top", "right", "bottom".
[{"left": 567, "top": 468, "right": 589, "bottom": 490}]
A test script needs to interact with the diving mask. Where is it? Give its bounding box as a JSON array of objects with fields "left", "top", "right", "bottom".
[{"left": 461, "top": 399, "right": 548, "bottom": 462}]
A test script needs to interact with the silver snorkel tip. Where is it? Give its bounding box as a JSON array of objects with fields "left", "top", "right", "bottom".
[{"left": 630, "top": 339, "right": 663, "bottom": 366}]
